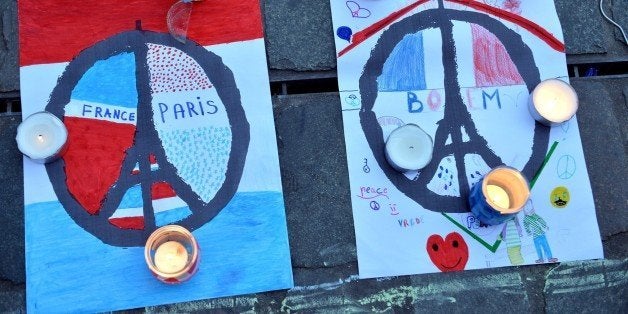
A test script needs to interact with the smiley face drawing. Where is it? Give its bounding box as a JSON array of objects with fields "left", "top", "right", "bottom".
[
  {"left": 551, "top": 186, "right": 570, "bottom": 208},
  {"left": 426, "top": 232, "right": 469, "bottom": 272}
]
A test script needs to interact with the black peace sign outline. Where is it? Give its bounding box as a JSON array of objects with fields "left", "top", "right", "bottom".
[
  {"left": 359, "top": 3, "right": 549, "bottom": 213},
  {"left": 45, "top": 30, "right": 250, "bottom": 246}
]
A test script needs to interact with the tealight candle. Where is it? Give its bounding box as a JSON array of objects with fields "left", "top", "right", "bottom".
[
  {"left": 145, "top": 225, "right": 200, "bottom": 284},
  {"left": 385, "top": 123, "right": 433, "bottom": 172},
  {"left": 468, "top": 166, "right": 530, "bottom": 225},
  {"left": 528, "top": 78, "right": 578, "bottom": 126},
  {"left": 16, "top": 111, "right": 68, "bottom": 163},
  {"left": 154, "top": 241, "right": 189, "bottom": 274}
]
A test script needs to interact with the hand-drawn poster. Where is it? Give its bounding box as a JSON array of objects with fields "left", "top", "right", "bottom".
[
  {"left": 19, "top": 1, "right": 292, "bottom": 311},
  {"left": 330, "top": 0, "right": 603, "bottom": 278}
]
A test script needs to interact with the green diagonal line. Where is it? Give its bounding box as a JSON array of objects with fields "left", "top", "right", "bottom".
[
  {"left": 530, "top": 141, "right": 559, "bottom": 189},
  {"left": 441, "top": 212, "right": 502, "bottom": 253}
]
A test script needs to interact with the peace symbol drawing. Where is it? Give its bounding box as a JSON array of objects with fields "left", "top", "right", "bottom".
[
  {"left": 358, "top": 1, "right": 552, "bottom": 213},
  {"left": 45, "top": 30, "right": 250, "bottom": 247},
  {"left": 556, "top": 155, "right": 577, "bottom": 180}
]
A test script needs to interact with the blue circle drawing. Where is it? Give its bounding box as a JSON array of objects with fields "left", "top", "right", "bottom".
[
  {"left": 556, "top": 155, "right": 576, "bottom": 180},
  {"left": 337, "top": 26, "right": 353, "bottom": 42}
]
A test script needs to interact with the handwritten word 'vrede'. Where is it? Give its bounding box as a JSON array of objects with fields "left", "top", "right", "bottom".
[
  {"left": 398, "top": 217, "right": 422, "bottom": 228},
  {"left": 357, "top": 186, "right": 389, "bottom": 200}
]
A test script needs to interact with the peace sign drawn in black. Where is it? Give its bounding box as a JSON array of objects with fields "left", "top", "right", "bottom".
[
  {"left": 45, "top": 30, "right": 249, "bottom": 246},
  {"left": 359, "top": 0, "right": 549, "bottom": 213}
]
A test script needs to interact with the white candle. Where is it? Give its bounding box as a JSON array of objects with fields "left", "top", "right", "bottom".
[
  {"left": 16, "top": 111, "right": 68, "bottom": 163},
  {"left": 385, "top": 123, "right": 433, "bottom": 172},
  {"left": 529, "top": 79, "right": 578, "bottom": 126},
  {"left": 154, "top": 241, "right": 189, "bottom": 274}
]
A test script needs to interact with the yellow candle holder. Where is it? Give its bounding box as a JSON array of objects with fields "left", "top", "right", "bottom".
[{"left": 145, "top": 225, "right": 200, "bottom": 284}]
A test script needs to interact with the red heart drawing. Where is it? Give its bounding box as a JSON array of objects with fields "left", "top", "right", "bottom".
[{"left": 426, "top": 232, "right": 469, "bottom": 272}]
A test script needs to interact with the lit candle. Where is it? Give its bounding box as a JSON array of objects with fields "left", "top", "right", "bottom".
[
  {"left": 468, "top": 166, "right": 530, "bottom": 225},
  {"left": 486, "top": 184, "right": 510, "bottom": 209},
  {"left": 16, "top": 111, "right": 68, "bottom": 163},
  {"left": 145, "top": 225, "right": 200, "bottom": 284},
  {"left": 154, "top": 241, "right": 189, "bottom": 274},
  {"left": 528, "top": 79, "right": 578, "bottom": 126},
  {"left": 385, "top": 123, "right": 433, "bottom": 172}
]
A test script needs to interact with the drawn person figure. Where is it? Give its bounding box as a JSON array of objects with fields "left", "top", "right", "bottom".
[
  {"left": 500, "top": 215, "right": 524, "bottom": 265},
  {"left": 523, "top": 200, "right": 558, "bottom": 263}
]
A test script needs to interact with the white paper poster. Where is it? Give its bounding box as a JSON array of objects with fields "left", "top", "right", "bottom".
[{"left": 330, "top": 0, "right": 603, "bottom": 278}]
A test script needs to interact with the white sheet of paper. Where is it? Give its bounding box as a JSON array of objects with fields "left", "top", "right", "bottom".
[{"left": 330, "top": 0, "right": 603, "bottom": 278}]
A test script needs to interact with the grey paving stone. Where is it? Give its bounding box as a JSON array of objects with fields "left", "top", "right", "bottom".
[
  {"left": 405, "top": 268, "right": 530, "bottom": 312},
  {"left": 273, "top": 93, "right": 355, "bottom": 268},
  {"left": 0, "top": 114, "right": 24, "bottom": 284},
  {"left": 544, "top": 259, "right": 628, "bottom": 313},
  {"left": 555, "top": 0, "right": 611, "bottom": 54},
  {"left": 262, "top": 0, "right": 336, "bottom": 71},
  {"left": 0, "top": 0, "right": 18, "bottom": 92},
  {"left": 572, "top": 80, "right": 628, "bottom": 239},
  {"left": 0, "top": 280, "right": 25, "bottom": 313}
]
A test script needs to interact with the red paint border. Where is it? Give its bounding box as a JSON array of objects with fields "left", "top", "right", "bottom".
[
  {"left": 337, "top": 0, "right": 565, "bottom": 58},
  {"left": 19, "top": 0, "right": 264, "bottom": 66}
]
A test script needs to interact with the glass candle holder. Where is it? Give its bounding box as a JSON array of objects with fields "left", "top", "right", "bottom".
[
  {"left": 145, "top": 225, "right": 200, "bottom": 284},
  {"left": 16, "top": 111, "right": 68, "bottom": 163},
  {"left": 469, "top": 166, "right": 530, "bottom": 225}
]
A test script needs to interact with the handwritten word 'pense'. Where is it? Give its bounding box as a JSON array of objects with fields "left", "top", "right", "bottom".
[
  {"left": 357, "top": 186, "right": 388, "bottom": 199},
  {"left": 158, "top": 96, "right": 219, "bottom": 123}
]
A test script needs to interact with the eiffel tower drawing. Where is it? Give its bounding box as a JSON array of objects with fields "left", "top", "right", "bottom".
[
  {"left": 359, "top": 0, "right": 550, "bottom": 213},
  {"left": 46, "top": 30, "right": 249, "bottom": 246}
]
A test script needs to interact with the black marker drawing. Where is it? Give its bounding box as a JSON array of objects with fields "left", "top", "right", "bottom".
[
  {"left": 45, "top": 31, "right": 250, "bottom": 246},
  {"left": 359, "top": 2, "right": 549, "bottom": 213}
]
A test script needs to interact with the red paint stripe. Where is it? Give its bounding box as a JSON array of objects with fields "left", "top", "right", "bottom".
[
  {"left": 471, "top": 24, "right": 524, "bottom": 87},
  {"left": 446, "top": 0, "right": 564, "bottom": 52},
  {"left": 338, "top": 0, "right": 430, "bottom": 57},
  {"left": 18, "top": 0, "right": 264, "bottom": 66},
  {"left": 109, "top": 217, "right": 144, "bottom": 230},
  {"left": 337, "top": 0, "right": 565, "bottom": 58},
  {"left": 151, "top": 182, "right": 177, "bottom": 200}
]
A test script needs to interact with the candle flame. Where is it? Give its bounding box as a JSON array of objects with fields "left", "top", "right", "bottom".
[{"left": 37, "top": 134, "right": 44, "bottom": 143}]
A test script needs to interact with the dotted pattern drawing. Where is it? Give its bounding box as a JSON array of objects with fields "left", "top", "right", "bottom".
[
  {"left": 428, "top": 156, "right": 460, "bottom": 196},
  {"left": 159, "top": 126, "right": 232, "bottom": 202},
  {"left": 147, "top": 43, "right": 213, "bottom": 93}
]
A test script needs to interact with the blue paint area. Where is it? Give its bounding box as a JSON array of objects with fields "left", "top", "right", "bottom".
[
  {"left": 71, "top": 53, "right": 138, "bottom": 108},
  {"left": 25, "top": 191, "right": 292, "bottom": 312},
  {"left": 377, "top": 32, "right": 427, "bottom": 91},
  {"left": 118, "top": 184, "right": 143, "bottom": 209},
  {"left": 337, "top": 26, "right": 352, "bottom": 42},
  {"left": 155, "top": 206, "right": 193, "bottom": 226}
]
